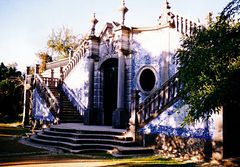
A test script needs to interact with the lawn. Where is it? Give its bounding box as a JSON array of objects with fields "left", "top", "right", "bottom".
[
  {"left": 0, "top": 123, "right": 46, "bottom": 154},
  {"left": 0, "top": 122, "right": 198, "bottom": 167}
]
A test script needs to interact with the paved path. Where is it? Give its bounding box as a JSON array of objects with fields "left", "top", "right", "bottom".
[{"left": 1, "top": 158, "right": 124, "bottom": 167}]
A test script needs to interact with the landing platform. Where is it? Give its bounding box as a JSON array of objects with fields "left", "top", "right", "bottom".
[{"left": 51, "top": 123, "right": 126, "bottom": 134}]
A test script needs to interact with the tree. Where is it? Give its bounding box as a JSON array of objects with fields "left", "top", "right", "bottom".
[
  {"left": 47, "top": 27, "right": 82, "bottom": 60},
  {"left": 175, "top": 0, "right": 240, "bottom": 123},
  {"left": 36, "top": 51, "right": 52, "bottom": 73},
  {"left": 0, "top": 62, "right": 23, "bottom": 121}
]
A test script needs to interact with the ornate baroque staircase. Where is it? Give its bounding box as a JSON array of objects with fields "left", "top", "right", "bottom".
[
  {"left": 29, "top": 38, "right": 183, "bottom": 157},
  {"left": 29, "top": 50, "right": 154, "bottom": 156},
  {"left": 29, "top": 72, "right": 180, "bottom": 157},
  {"left": 34, "top": 74, "right": 83, "bottom": 124}
]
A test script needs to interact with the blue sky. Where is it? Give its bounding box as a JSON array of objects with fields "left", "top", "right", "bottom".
[{"left": 0, "top": 0, "right": 230, "bottom": 71}]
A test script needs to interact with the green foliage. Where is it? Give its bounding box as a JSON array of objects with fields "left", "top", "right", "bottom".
[
  {"left": 36, "top": 51, "right": 52, "bottom": 73},
  {"left": 47, "top": 26, "right": 82, "bottom": 60},
  {"left": 0, "top": 62, "right": 23, "bottom": 122},
  {"left": 175, "top": 0, "right": 240, "bottom": 123}
]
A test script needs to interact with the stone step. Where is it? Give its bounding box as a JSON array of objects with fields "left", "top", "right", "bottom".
[
  {"left": 30, "top": 135, "right": 153, "bottom": 156},
  {"left": 43, "top": 129, "right": 133, "bottom": 141},
  {"left": 61, "top": 112, "right": 82, "bottom": 117},
  {"left": 62, "top": 102, "right": 75, "bottom": 106},
  {"left": 36, "top": 132, "right": 138, "bottom": 147},
  {"left": 49, "top": 127, "right": 124, "bottom": 136},
  {"left": 31, "top": 136, "right": 115, "bottom": 150},
  {"left": 62, "top": 106, "right": 77, "bottom": 111},
  {"left": 60, "top": 116, "right": 82, "bottom": 121},
  {"left": 61, "top": 113, "right": 79, "bottom": 117},
  {"left": 60, "top": 119, "right": 83, "bottom": 123},
  {"left": 57, "top": 147, "right": 110, "bottom": 154},
  {"left": 61, "top": 111, "right": 80, "bottom": 115}
]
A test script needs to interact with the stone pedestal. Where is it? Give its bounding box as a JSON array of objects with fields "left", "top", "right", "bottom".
[
  {"left": 84, "top": 108, "right": 97, "bottom": 125},
  {"left": 112, "top": 108, "right": 128, "bottom": 129}
]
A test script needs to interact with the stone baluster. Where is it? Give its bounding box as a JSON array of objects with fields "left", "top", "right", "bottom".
[
  {"left": 181, "top": 17, "right": 184, "bottom": 34},
  {"left": 190, "top": 21, "right": 193, "bottom": 35},
  {"left": 185, "top": 19, "right": 188, "bottom": 36},
  {"left": 128, "top": 90, "right": 140, "bottom": 141},
  {"left": 50, "top": 69, "right": 54, "bottom": 87},
  {"left": 176, "top": 15, "right": 179, "bottom": 32},
  {"left": 59, "top": 67, "right": 64, "bottom": 83}
]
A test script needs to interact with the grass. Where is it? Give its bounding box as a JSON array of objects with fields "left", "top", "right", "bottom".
[
  {"left": 0, "top": 122, "right": 47, "bottom": 155},
  {"left": 105, "top": 156, "right": 197, "bottom": 167},
  {"left": 0, "top": 122, "right": 198, "bottom": 166}
]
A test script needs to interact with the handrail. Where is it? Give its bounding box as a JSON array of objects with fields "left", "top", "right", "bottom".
[
  {"left": 34, "top": 74, "right": 60, "bottom": 122},
  {"left": 61, "top": 82, "right": 87, "bottom": 116},
  {"left": 62, "top": 39, "right": 89, "bottom": 80},
  {"left": 134, "top": 72, "right": 180, "bottom": 128}
]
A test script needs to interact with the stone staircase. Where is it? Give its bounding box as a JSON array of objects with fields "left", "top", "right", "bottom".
[
  {"left": 30, "top": 82, "right": 153, "bottom": 157},
  {"left": 49, "top": 87, "right": 83, "bottom": 123},
  {"left": 30, "top": 124, "right": 154, "bottom": 157}
]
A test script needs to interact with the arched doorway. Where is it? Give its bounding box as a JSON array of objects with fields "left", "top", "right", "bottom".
[{"left": 101, "top": 58, "right": 118, "bottom": 125}]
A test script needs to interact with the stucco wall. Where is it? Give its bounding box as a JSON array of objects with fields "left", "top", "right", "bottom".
[
  {"left": 64, "top": 56, "right": 89, "bottom": 108},
  {"left": 130, "top": 28, "right": 180, "bottom": 101}
]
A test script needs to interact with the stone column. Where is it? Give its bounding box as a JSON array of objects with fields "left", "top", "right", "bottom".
[
  {"left": 35, "top": 64, "right": 40, "bottom": 74},
  {"left": 112, "top": 26, "right": 130, "bottom": 128},
  {"left": 22, "top": 66, "right": 32, "bottom": 127},
  {"left": 84, "top": 35, "right": 99, "bottom": 125},
  {"left": 117, "top": 51, "right": 125, "bottom": 109},
  {"left": 88, "top": 58, "right": 95, "bottom": 108}
]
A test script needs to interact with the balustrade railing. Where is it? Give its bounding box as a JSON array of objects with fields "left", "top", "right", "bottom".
[
  {"left": 62, "top": 39, "right": 89, "bottom": 80},
  {"left": 34, "top": 74, "right": 60, "bottom": 123},
  {"left": 168, "top": 11, "right": 199, "bottom": 37},
  {"left": 133, "top": 72, "right": 180, "bottom": 127},
  {"left": 42, "top": 77, "right": 59, "bottom": 87},
  {"left": 61, "top": 82, "right": 86, "bottom": 117}
]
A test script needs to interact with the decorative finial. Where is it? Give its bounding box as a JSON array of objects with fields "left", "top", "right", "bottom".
[
  {"left": 119, "top": 0, "right": 128, "bottom": 25},
  {"left": 165, "top": 0, "right": 171, "bottom": 9},
  {"left": 158, "top": 0, "right": 172, "bottom": 25},
  {"left": 90, "top": 13, "right": 98, "bottom": 36}
]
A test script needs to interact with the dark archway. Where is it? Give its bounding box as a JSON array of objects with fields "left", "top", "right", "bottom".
[{"left": 101, "top": 58, "right": 118, "bottom": 126}]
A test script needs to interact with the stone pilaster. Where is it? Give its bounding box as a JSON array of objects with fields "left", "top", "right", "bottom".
[
  {"left": 112, "top": 26, "right": 130, "bottom": 128},
  {"left": 84, "top": 35, "right": 100, "bottom": 125}
]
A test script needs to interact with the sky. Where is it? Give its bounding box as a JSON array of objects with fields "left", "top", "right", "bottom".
[{"left": 0, "top": 0, "right": 231, "bottom": 72}]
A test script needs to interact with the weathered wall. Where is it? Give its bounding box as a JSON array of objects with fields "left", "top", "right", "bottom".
[{"left": 140, "top": 100, "right": 222, "bottom": 160}]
